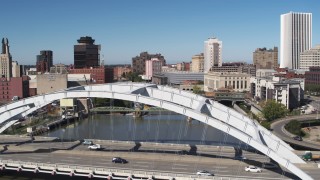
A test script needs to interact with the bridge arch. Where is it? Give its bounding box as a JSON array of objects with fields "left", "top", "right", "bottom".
[{"left": 0, "top": 83, "right": 313, "bottom": 180}]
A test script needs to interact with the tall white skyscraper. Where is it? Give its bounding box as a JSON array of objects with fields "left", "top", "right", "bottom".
[
  {"left": 204, "top": 37, "right": 222, "bottom": 72},
  {"left": 280, "top": 12, "right": 312, "bottom": 69}
]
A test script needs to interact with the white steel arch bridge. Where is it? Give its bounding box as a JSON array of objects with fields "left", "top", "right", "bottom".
[{"left": 0, "top": 82, "right": 313, "bottom": 180}]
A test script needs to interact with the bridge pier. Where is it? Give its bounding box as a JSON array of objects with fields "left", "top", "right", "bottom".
[{"left": 234, "top": 147, "right": 243, "bottom": 157}]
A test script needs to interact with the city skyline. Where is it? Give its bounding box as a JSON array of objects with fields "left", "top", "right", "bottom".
[{"left": 0, "top": 0, "right": 319, "bottom": 65}]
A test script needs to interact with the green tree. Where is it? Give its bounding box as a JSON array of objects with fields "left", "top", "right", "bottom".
[
  {"left": 285, "top": 120, "right": 304, "bottom": 136},
  {"left": 262, "top": 100, "right": 288, "bottom": 121},
  {"left": 193, "top": 85, "right": 202, "bottom": 94},
  {"left": 125, "top": 72, "right": 143, "bottom": 82}
]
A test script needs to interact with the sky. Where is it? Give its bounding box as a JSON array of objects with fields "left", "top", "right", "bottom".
[{"left": 0, "top": 0, "right": 319, "bottom": 65}]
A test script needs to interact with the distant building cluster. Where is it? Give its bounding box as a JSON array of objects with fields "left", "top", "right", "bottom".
[
  {"left": 0, "top": 36, "right": 115, "bottom": 105},
  {"left": 1, "top": 11, "right": 319, "bottom": 112}
]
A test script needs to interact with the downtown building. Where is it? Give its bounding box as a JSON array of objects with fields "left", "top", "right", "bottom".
[
  {"left": 299, "top": 45, "right": 320, "bottom": 71},
  {"left": 71, "top": 36, "right": 113, "bottom": 84},
  {"left": 132, "top": 52, "right": 166, "bottom": 74},
  {"left": 74, "top": 36, "right": 101, "bottom": 69},
  {"left": 191, "top": 53, "right": 204, "bottom": 72},
  {"left": 0, "top": 38, "right": 29, "bottom": 104},
  {"left": 251, "top": 75, "right": 304, "bottom": 109},
  {"left": 204, "top": 72, "right": 250, "bottom": 92},
  {"left": 144, "top": 58, "right": 163, "bottom": 81},
  {"left": 36, "top": 50, "right": 53, "bottom": 74},
  {"left": 280, "top": 12, "right": 312, "bottom": 69},
  {"left": 0, "top": 38, "right": 12, "bottom": 80},
  {"left": 253, "top": 47, "right": 278, "bottom": 69},
  {"left": 211, "top": 62, "right": 256, "bottom": 77},
  {"left": 204, "top": 37, "right": 222, "bottom": 72}
]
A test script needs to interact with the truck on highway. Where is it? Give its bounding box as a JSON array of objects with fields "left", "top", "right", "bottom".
[{"left": 302, "top": 151, "right": 320, "bottom": 161}]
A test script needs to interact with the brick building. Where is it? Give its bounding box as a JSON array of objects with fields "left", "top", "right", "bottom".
[
  {"left": 132, "top": 52, "right": 166, "bottom": 74},
  {"left": 113, "top": 66, "right": 132, "bottom": 81},
  {"left": 305, "top": 67, "right": 320, "bottom": 86},
  {"left": 253, "top": 47, "right": 278, "bottom": 69},
  {"left": 0, "top": 76, "right": 29, "bottom": 104},
  {"left": 36, "top": 50, "right": 53, "bottom": 73},
  {"left": 69, "top": 67, "right": 113, "bottom": 84}
]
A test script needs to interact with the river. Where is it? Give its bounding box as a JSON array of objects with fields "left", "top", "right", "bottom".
[{"left": 46, "top": 112, "right": 240, "bottom": 145}]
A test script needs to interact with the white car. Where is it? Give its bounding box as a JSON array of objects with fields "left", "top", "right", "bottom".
[
  {"left": 245, "top": 166, "right": 262, "bottom": 173},
  {"left": 88, "top": 144, "right": 102, "bottom": 150},
  {"left": 196, "top": 170, "right": 214, "bottom": 176}
]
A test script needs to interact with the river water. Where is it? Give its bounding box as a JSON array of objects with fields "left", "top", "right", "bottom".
[{"left": 46, "top": 112, "right": 240, "bottom": 145}]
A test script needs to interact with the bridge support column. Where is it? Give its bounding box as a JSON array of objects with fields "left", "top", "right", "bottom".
[
  {"left": 34, "top": 167, "right": 39, "bottom": 173},
  {"left": 234, "top": 147, "right": 243, "bottom": 157},
  {"left": 134, "top": 102, "right": 143, "bottom": 117},
  {"left": 69, "top": 170, "right": 74, "bottom": 177},
  {"left": 88, "top": 172, "right": 93, "bottom": 178},
  {"left": 17, "top": 166, "right": 22, "bottom": 172},
  {"left": 51, "top": 169, "right": 56, "bottom": 175},
  {"left": 127, "top": 175, "right": 133, "bottom": 180}
]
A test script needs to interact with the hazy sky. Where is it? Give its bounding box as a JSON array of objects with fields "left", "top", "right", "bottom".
[{"left": 0, "top": 0, "right": 319, "bottom": 65}]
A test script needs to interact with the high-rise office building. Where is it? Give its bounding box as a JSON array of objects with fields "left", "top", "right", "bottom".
[
  {"left": 0, "top": 38, "right": 12, "bottom": 80},
  {"left": 74, "top": 36, "right": 101, "bottom": 69},
  {"left": 280, "top": 12, "right": 312, "bottom": 69},
  {"left": 253, "top": 47, "right": 278, "bottom": 69},
  {"left": 36, "top": 50, "right": 53, "bottom": 74},
  {"left": 204, "top": 37, "right": 222, "bottom": 72}
]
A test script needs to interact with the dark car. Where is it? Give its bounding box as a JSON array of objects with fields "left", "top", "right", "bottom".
[
  {"left": 112, "top": 157, "right": 128, "bottom": 164},
  {"left": 293, "top": 136, "right": 302, "bottom": 141}
]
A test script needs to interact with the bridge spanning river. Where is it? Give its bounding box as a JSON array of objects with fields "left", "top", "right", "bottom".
[{"left": 0, "top": 82, "right": 319, "bottom": 179}]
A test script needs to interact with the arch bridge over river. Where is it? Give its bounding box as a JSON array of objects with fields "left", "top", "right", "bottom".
[{"left": 0, "top": 82, "right": 314, "bottom": 180}]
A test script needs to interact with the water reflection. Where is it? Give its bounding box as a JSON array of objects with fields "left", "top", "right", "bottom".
[{"left": 46, "top": 112, "right": 240, "bottom": 145}]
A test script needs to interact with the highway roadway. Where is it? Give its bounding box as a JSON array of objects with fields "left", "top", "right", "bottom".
[
  {"left": 271, "top": 114, "right": 320, "bottom": 150},
  {"left": 2, "top": 137, "right": 319, "bottom": 179}
]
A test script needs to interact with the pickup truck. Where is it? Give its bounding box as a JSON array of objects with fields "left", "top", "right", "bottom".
[
  {"left": 302, "top": 151, "right": 320, "bottom": 161},
  {"left": 88, "top": 144, "right": 102, "bottom": 150}
]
